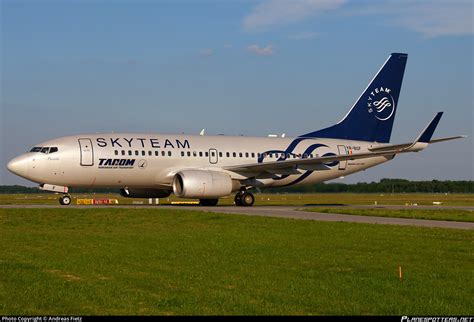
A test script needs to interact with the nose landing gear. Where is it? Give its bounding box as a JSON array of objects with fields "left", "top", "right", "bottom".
[
  {"left": 234, "top": 189, "right": 255, "bottom": 207},
  {"left": 59, "top": 194, "right": 72, "bottom": 205}
]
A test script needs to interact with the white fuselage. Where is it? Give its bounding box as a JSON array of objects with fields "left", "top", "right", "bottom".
[{"left": 8, "top": 133, "right": 391, "bottom": 191}]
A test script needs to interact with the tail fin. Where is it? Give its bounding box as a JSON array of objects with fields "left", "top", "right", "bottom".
[{"left": 300, "top": 53, "right": 408, "bottom": 143}]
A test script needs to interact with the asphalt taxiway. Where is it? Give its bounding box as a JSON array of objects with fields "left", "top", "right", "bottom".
[{"left": 1, "top": 204, "right": 473, "bottom": 230}]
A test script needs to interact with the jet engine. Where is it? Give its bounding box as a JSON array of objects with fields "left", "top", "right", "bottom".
[
  {"left": 172, "top": 170, "right": 237, "bottom": 198},
  {"left": 120, "top": 188, "right": 171, "bottom": 198}
]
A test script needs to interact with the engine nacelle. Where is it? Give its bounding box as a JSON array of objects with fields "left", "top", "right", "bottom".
[
  {"left": 173, "top": 170, "right": 235, "bottom": 198},
  {"left": 120, "top": 188, "right": 171, "bottom": 198}
]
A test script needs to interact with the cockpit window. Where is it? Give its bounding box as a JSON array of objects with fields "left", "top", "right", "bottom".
[{"left": 30, "top": 146, "right": 59, "bottom": 154}]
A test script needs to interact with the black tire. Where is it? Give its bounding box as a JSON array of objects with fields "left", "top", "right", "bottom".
[
  {"left": 240, "top": 192, "right": 255, "bottom": 207},
  {"left": 59, "top": 195, "right": 71, "bottom": 206},
  {"left": 199, "top": 199, "right": 219, "bottom": 206},
  {"left": 234, "top": 192, "right": 243, "bottom": 206}
]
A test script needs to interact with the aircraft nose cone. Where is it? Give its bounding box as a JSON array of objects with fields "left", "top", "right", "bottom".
[{"left": 7, "top": 155, "right": 29, "bottom": 177}]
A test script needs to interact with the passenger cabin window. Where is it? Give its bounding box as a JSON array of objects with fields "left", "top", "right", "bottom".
[
  {"left": 155, "top": 151, "right": 159, "bottom": 156},
  {"left": 168, "top": 151, "right": 172, "bottom": 156},
  {"left": 128, "top": 151, "right": 132, "bottom": 156},
  {"left": 148, "top": 151, "right": 152, "bottom": 156},
  {"left": 199, "top": 152, "right": 203, "bottom": 157},
  {"left": 142, "top": 151, "right": 146, "bottom": 156},
  {"left": 226, "top": 152, "right": 230, "bottom": 157},
  {"left": 251, "top": 152, "right": 255, "bottom": 158},
  {"left": 245, "top": 152, "right": 249, "bottom": 158},
  {"left": 135, "top": 151, "right": 139, "bottom": 156},
  {"left": 122, "top": 150, "right": 126, "bottom": 156},
  {"left": 219, "top": 152, "right": 222, "bottom": 157},
  {"left": 181, "top": 151, "right": 185, "bottom": 157},
  {"left": 162, "top": 151, "right": 166, "bottom": 156},
  {"left": 114, "top": 150, "right": 119, "bottom": 155}
]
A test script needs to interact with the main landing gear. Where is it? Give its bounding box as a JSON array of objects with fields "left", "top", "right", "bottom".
[
  {"left": 59, "top": 194, "right": 72, "bottom": 206},
  {"left": 234, "top": 189, "right": 255, "bottom": 207}
]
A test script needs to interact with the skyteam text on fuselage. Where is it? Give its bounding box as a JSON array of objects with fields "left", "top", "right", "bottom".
[{"left": 7, "top": 53, "right": 466, "bottom": 206}]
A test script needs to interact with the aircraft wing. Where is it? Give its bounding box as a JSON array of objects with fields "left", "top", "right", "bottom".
[
  {"left": 224, "top": 149, "right": 400, "bottom": 175},
  {"left": 224, "top": 112, "right": 466, "bottom": 177}
]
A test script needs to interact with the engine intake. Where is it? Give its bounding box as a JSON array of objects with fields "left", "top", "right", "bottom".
[{"left": 173, "top": 170, "right": 234, "bottom": 198}]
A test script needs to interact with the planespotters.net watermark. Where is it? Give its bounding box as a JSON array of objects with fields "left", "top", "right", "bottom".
[
  {"left": 402, "top": 317, "right": 474, "bottom": 322},
  {"left": 2, "top": 317, "right": 82, "bottom": 322}
]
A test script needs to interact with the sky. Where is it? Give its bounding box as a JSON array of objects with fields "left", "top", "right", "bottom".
[{"left": 1, "top": 0, "right": 473, "bottom": 186}]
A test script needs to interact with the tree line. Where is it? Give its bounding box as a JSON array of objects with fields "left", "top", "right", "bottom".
[
  {"left": 0, "top": 179, "right": 472, "bottom": 194},
  {"left": 259, "top": 179, "right": 473, "bottom": 193}
]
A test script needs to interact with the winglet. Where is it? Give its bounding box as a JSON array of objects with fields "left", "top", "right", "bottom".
[{"left": 415, "top": 112, "right": 443, "bottom": 143}]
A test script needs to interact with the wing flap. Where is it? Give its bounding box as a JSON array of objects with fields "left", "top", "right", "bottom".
[
  {"left": 224, "top": 150, "right": 396, "bottom": 174},
  {"left": 429, "top": 135, "right": 467, "bottom": 144}
]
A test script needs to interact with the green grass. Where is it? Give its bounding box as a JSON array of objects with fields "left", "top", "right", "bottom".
[
  {"left": 305, "top": 207, "right": 474, "bottom": 223},
  {"left": 0, "top": 208, "right": 472, "bottom": 315},
  {"left": 0, "top": 192, "right": 473, "bottom": 206}
]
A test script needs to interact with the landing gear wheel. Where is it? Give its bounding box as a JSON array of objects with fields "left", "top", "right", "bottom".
[
  {"left": 239, "top": 192, "right": 254, "bottom": 207},
  {"left": 234, "top": 192, "right": 243, "bottom": 206},
  {"left": 59, "top": 195, "right": 72, "bottom": 206},
  {"left": 199, "top": 199, "right": 219, "bottom": 206}
]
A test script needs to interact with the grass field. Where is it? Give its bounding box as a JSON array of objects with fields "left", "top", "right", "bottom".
[
  {"left": 1, "top": 192, "right": 473, "bottom": 206},
  {"left": 305, "top": 207, "right": 474, "bottom": 223},
  {"left": 1, "top": 208, "right": 472, "bottom": 315}
]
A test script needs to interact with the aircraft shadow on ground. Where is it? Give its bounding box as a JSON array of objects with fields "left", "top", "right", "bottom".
[{"left": 303, "top": 204, "right": 347, "bottom": 207}]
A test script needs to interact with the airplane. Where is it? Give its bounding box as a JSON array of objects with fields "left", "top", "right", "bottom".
[{"left": 6, "top": 53, "right": 465, "bottom": 206}]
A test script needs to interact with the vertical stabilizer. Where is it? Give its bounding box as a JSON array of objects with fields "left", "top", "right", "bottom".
[{"left": 301, "top": 53, "right": 408, "bottom": 143}]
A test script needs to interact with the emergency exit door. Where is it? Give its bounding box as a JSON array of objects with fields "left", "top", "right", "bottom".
[{"left": 78, "top": 138, "right": 94, "bottom": 166}]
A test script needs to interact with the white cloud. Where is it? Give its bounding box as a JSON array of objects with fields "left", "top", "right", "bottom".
[
  {"left": 247, "top": 44, "right": 274, "bottom": 56},
  {"left": 243, "top": 0, "right": 346, "bottom": 31},
  {"left": 288, "top": 31, "right": 320, "bottom": 40},
  {"left": 354, "top": 1, "right": 473, "bottom": 38},
  {"left": 242, "top": 0, "right": 472, "bottom": 37},
  {"left": 395, "top": 2, "right": 472, "bottom": 37}
]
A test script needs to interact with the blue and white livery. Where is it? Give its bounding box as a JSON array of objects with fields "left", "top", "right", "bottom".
[{"left": 7, "top": 53, "right": 466, "bottom": 206}]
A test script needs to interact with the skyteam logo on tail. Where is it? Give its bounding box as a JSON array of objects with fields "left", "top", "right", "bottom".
[{"left": 367, "top": 87, "right": 395, "bottom": 121}]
